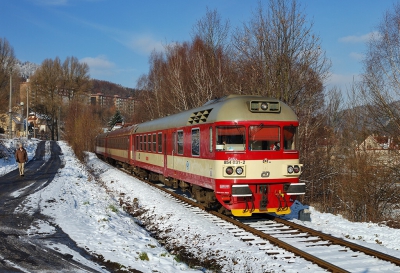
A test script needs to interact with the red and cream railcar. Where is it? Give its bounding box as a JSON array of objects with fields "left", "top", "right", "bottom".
[
  {"left": 95, "top": 126, "right": 134, "bottom": 167},
  {"left": 96, "top": 95, "right": 304, "bottom": 217}
]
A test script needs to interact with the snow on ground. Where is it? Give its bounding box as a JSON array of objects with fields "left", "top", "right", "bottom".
[{"left": 1, "top": 138, "right": 400, "bottom": 272}]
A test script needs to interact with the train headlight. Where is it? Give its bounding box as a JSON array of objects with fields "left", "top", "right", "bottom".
[
  {"left": 293, "top": 165, "right": 300, "bottom": 173},
  {"left": 236, "top": 166, "right": 244, "bottom": 175},
  {"left": 287, "top": 165, "right": 294, "bottom": 174},
  {"left": 260, "top": 102, "right": 268, "bottom": 110},
  {"left": 225, "top": 167, "right": 234, "bottom": 175}
]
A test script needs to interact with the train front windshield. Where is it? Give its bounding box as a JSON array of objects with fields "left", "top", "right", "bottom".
[
  {"left": 216, "top": 126, "right": 246, "bottom": 151},
  {"left": 216, "top": 125, "right": 298, "bottom": 151},
  {"left": 248, "top": 125, "right": 297, "bottom": 151}
]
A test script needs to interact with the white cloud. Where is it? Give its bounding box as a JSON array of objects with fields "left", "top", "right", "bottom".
[
  {"left": 349, "top": 52, "right": 365, "bottom": 61},
  {"left": 325, "top": 73, "right": 361, "bottom": 91},
  {"left": 80, "top": 55, "right": 115, "bottom": 76},
  {"left": 339, "top": 31, "right": 381, "bottom": 43},
  {"left": 32, "top": 0, "right": 103, "bottom": 6},
  {"left": 65, "top": 15, "right": 165, "bottom": 55},
  {"left": 32, "top": 0, "right": 68, "bottom": 6},
  {"left": 127, "top": 35, "right": 165, "bottom": 55}
]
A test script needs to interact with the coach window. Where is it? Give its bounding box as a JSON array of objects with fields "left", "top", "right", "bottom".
[
  {"left": 144, "top": 135, "right": 147, "bottom": 151},
  {"left": 177, "top": 130, "right": 184, "bottom": 155},
  {"left": 192, "top": 128, "right": 200, "bottom": 156},
  {"left": 158, "top": 133, "right": 162, "bottom": 153},
  {"left": 249, "top": 125, "right": 280, "bottom": 151},
  {"left": 283, "top": 126, "right": 297, "bottom": 151}
]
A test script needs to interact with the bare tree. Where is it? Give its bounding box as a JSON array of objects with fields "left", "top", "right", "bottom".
[
  {"left": 64, "top": 100, "right": 102, "bottom": 161},
  {"left": 30, "top": 58, "right": 62, "bottom": 140},
  {"left": 134, "top": 9, "right": 235, "bottom": 122},
  {"left": 337, "top": 3, "right": 400, "bottom": 223},
  {"left": 361, "top": 3, "right": 400, "bottom": 136},
  {"left": 30, "top": 56, "right": 91, "bottom": 140},
  {"left": 191, "top": 9, "right": 235, "bottom": 100},
  {"left": 60, "top": 56, "right": 91, "bottom": 101},
  {"left": 231, "top": 0, "right": 330, "bottom": 107},
  {"left": 164, "top": 42, "right": 191, "bottom": 112},
  {"left": 137, "top": 36, "right": 233, "bottom": 121},
  {"left": 0, "top": 37, "right": 17, "bottom": 113},
  {"left": 191, "top": 7, "right": 230, "bottom": 53}
]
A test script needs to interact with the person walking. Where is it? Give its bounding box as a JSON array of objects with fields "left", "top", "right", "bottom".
[{"left": 15, "top": 144, "right": 28, "bottom": 176}]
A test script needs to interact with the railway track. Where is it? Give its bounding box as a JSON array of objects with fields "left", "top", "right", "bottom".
[{"left": 114, "top": 167, "right": 400, "bottom": 272}]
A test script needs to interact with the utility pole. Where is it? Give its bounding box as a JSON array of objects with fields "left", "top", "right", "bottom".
[
  {"left": 26, "top": 86, "right": 29, "bottom": 138},
  {"left": 20, "top": 101, "right": 24, "bottom": 136},
  {"left": 8, "top": 69, "right": 12, "bottom": 139},
  {"left": 58, "top": 106, "right": 60, "bottom": 141}
]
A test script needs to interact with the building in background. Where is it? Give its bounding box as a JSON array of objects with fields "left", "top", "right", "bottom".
[
  {"left": 1, "top": 80, "right": 136, "bottom": 138},
  {"left": 90, "top": 93, "right": 135, "bottom": 116}
]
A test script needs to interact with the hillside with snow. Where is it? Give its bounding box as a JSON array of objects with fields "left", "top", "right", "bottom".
[{"left": 16, "top": 60, "right": 39, "bottom": 80}]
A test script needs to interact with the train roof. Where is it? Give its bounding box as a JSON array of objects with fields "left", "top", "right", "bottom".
[
  {"left": 96, "top": 125, "right": 137, "bottom": 138},
  {"left": 134, "top": 95, "right": 297, "bottom": 133}
]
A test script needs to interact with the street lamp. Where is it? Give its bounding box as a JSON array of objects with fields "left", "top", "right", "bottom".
[{"left": 20, "top": 101, "right": 24, "bottom": 136}]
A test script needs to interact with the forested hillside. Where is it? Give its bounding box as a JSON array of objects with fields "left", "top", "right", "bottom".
[
  {"left": 16, "top": 61, "right": 136, "bottom": 98},
  {"left": 90, "top": 79, "right": 136, "bottom": 98}
]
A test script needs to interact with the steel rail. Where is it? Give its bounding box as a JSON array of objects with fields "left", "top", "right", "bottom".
[
  {"left": 118, "top": 167, "right": 399, "bottom": 272},
  {"left": 274, "top": 217, "right": 400, "bottom": 267},
  {"left": 138, "top": 178, "right": 349, "bottom": 272}
]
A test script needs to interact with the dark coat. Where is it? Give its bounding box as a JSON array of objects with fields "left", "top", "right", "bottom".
[{"left": 15, "top": 148, "right": 28, "bottom": 163}]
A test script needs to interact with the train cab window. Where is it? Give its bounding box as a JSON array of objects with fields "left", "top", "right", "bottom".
[
  {"left": 136, "top": 136, "right": 139, "bottom": 151},
  {"left": 249, "top": 125, "right": 280, "bottom": 151},
  {"left": 283, "top": 126, "right": 297, "bottom": 150},
  {"left": 158, "top": 133, "right": 162, "bottom": 153},
  {"left": 176, "top": 131, "right": 184, "bottom": 155},
  {"left": 191, "top": 128, "right": 200, "bottom": 156},
  {"left": 216, "top": 126, "right": 246, "bottom": 151}
]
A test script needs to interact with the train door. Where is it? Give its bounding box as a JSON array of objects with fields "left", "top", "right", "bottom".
[
  {"left": 171, "top": 131, "right": 176, "bottom": 171},
  {"left": 163, "top": 132, "right": 168, "bottom": 174},
  {"left": 131, "top": 134, "right": 136, "bottom": 165}
]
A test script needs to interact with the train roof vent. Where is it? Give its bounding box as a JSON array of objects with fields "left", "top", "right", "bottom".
[{"left": 187, "top": 109, "right": 213, "bottom": 124}]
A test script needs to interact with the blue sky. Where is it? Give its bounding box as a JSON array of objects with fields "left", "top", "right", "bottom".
[{"left": 0, "top": 0, "right": 397, "bottom": 92}]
